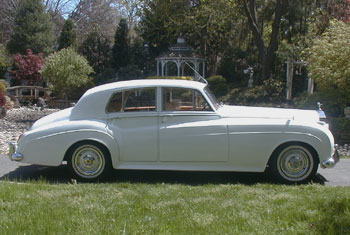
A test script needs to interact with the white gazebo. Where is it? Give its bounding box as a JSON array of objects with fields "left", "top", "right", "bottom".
[{"left": 155, "top": 37, "right": 206, "bottom": 80}]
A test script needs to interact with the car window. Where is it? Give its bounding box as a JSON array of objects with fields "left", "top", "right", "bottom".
[
  {"left": 106, "top": 88, "right": 156, "bottom": 113},
  {"left": 162, "top": 87, "right": 213, "bottom": 111}
]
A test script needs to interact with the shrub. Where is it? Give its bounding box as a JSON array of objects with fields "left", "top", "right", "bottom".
[
  {"left": 67, "top": 78, "right": 95, "bottom": 100},
  {"left": 41, "top": 48, "right": 94, "bottom": 101},
  {"left": 0, "top": 81, "right": 12, "bottom": 110},
  {"left": 293, "top": 92, "right": 344, "bottom": 117},
  {"left": 206, "top": 75, "right": 228, "bottom": 97},
  {"left": 222, "top": 78, "right": 284, "bottom": 105},
  {"left": 262, "top": 78, "right": 284, "bottom": 98},
  {"left": 0, "top": 44, "right": 10, "bottom": 78},
  {"left": 328, "top": 118, "right": 350, "bottom": 144},
  {"left": 222, "top": 86, "right": 265, "bottom": 105},
  {"left": 0, "top": 80, "right": 6, "bottom": 93}
]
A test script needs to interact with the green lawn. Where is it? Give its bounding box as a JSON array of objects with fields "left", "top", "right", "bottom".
[{"left": 0, "top": 181, "right": 349, "bottom": 235}]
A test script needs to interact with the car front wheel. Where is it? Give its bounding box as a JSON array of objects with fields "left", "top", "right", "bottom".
[
  {"left": 270, "top": 144, "right": 319, "bottom": 184},
  {"left": 68, "top": 141, "right": 111, "bottom": 181}
]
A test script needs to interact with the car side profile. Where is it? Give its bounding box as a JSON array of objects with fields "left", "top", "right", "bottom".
[{"left": 9, "top": 79, "right": 339, "bottom": 183}]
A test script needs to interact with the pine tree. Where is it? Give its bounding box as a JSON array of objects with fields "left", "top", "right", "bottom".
[
  {"left": 58, "top": 18, "right": 77, "bottom": 50},
  {"left": 79, "top": 30, "right": 111, "bottom": 74},
  {"left": 7, "top": 0, "right": 54, "bottom": 55},
  {"left": 112, "top": 19, "right": 130, "bottom": 70}
]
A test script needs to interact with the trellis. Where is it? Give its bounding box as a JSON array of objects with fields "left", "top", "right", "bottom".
[{"left": 285, "top": 59, "right": 313, "bottom": 100}]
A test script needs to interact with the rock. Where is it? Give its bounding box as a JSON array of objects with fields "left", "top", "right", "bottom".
[
  {"left": 9, "top": 95, "right": 20, "bottom": 108},
  {"left": 0, "top": 107, "right": 59, "bottom": 154},
  {"left": 5, "top": 96, "right": 14, "bottom": 110},
  {"left": 36, "top": 97, "right": 47, "bottom": 108}
]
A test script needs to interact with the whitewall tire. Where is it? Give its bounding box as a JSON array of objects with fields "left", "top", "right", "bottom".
[
  {"left": 68, "top": 141, "right": 112, "bottom": 181},
  {"left": 270, "top": 144, "right": 319, "bottom": 184}
]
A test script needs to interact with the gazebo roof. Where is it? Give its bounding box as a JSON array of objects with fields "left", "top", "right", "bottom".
[{"left": 155, "top": 37, "right": 205, "bottom": 61}]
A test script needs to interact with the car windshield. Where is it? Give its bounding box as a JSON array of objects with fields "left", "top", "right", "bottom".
[{"left": 204, "top": 87, "right": 220, "bottom": 110}]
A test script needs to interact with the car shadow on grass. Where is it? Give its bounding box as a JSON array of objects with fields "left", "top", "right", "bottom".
[{"left": 0, "top": 164, "right": 329, "bottom": 185}]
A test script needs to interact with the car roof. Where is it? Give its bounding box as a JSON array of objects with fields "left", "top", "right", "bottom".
[
  {"left": 84, "top": 79, "right": 207, "bottom": 96},
  {"left": 70, "top": 79, "right": 208, "bottom": 120}
]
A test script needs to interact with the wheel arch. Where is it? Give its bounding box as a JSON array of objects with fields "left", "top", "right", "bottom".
[{"left": 64, "top": 139, "right": 112, "bottom": 162}]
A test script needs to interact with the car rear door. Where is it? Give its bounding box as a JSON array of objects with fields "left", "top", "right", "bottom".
[{"left": 106, "top": 87, "right": 158, "bottom": 162}]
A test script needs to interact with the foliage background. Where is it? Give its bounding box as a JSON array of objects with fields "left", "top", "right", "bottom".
[
  {"left": 0, "top": 0, "right": 349, "bottom": 118},
  {"left": 307, "top": 20, "right": 350, "bottom": 116}
]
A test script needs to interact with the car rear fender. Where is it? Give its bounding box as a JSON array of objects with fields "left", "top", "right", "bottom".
[{"left": 17, "top": 121, "right": 120, "bottom": 168}]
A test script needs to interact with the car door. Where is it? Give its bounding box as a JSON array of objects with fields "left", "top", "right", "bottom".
[
  {"left": 159, "top": 87, "right": 228, "bottom": 162},
  {"left": 106, "top": 87, "right": 158, "bottom": 162}
]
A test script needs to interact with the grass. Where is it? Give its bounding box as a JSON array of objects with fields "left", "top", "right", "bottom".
[{"left": 0, "top": 180, "right": 350, "bottom": 235}]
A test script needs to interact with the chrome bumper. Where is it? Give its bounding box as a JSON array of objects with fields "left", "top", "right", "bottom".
[
  {"left": 320, "top": 146, "right": 340, "bottom": 169},
  {"left": 8, "top": 142, "right": 23, "bottom": 161}
]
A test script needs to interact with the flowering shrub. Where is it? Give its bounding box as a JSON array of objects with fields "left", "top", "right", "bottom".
[{"left": 13, "top": 49, "right": 44, "bottom": 85}]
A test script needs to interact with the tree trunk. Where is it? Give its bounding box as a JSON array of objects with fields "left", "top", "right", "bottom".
[{"left": 242, "top": 0, "right": 287, "bottom": 81}]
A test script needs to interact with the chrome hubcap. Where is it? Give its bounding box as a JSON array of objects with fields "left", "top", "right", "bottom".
[
  {"left": 278, "top": 146, "right": 313, "bottom": 180},
  {"left": 72, "top": 145, "right": 105, "bottom": 178},
  {"left": 83, "top": 155, "right": 94, "bottom": 165}
]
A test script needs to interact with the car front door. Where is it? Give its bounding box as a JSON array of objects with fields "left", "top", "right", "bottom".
[
  {"left": 159, "top": 87, "right": 228, "bottom": 162},
  {"left": 106, "top": 87, "right": 158, "bottom": 162}
]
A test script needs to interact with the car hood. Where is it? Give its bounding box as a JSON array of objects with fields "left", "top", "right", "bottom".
[
  {"left": 31, "top": 107, "right": 73, "bottom": 130},
  {"left": 218, "top": 105, "right": 319, "bottom": 122}
]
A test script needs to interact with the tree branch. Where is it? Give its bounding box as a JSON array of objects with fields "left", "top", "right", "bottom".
[{"left": 242, "top": 0, "right": 266, "bottom": 62}]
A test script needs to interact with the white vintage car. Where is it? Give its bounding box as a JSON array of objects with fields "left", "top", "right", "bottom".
[{"left": 9, "top": 79, "right": 339, "bottom": 183}]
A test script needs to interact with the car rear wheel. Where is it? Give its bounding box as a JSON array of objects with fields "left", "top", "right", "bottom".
[
  {"left": 68, "top": 141, "right": 111, "bottom": 181},
  {"left": 270, "top": 144, "right": 318, "bottom": 184}
]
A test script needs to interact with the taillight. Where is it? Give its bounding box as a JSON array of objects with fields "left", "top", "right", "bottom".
[{"left": 18, "top": 134, "right": 23, "bottom": 142}]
